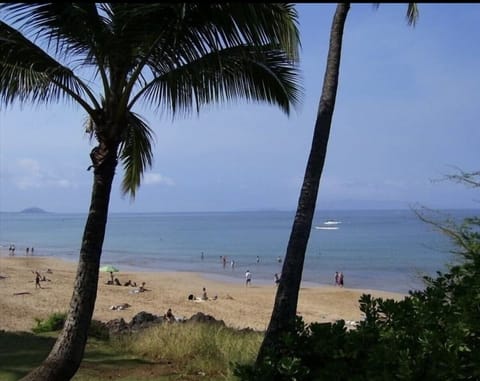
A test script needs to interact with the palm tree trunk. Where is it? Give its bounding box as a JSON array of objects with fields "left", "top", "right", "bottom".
[
  {"left": 257, "top": 3, "right": 350, "bottom": 363},
  {"left": 21, "top": 143, "right": 118, "bottom": 381}
]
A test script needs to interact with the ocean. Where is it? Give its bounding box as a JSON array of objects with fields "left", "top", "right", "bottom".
[{"left": 0, "top": 209, "right": 476, "bottom": 294}]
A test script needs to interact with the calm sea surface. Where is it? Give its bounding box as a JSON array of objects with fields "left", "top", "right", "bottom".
[{"left": 0, "top": 209, "right": 476, "bottom": 294}]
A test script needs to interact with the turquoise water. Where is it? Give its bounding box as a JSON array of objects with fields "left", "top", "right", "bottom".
[{"left": 0, "top": 209, "right": 476, "bottom": 294}]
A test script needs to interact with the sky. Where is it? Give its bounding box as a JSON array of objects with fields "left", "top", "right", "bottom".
[{"left": 0, "top": 3, "right": 479, "bottom": 213}]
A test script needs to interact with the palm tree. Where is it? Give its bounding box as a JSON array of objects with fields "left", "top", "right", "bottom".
[
  {"left": 0, "top": 4, "right": 301, "bottom": 380},
  {"left": 257, "top": 2, "right": 418, "bottom": 362}
]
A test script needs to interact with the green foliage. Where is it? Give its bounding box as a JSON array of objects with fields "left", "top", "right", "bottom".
[
  {"left": 32, "top": 312, "right": 67, "bottom": 333},
  {"left": 236, "top": 214, "right": 480, "bottom": 380}
]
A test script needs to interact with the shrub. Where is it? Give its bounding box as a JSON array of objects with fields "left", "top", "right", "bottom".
[{"left": 32, "top": 312, "right": 67, "bottom": 333}]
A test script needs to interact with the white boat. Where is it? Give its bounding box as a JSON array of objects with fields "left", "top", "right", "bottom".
[
  {"left": 315, "top": 226, "right": 339, "bottom": 230},
  {"left": 323, "top": 220, "right": 341, "bottom": 225}
]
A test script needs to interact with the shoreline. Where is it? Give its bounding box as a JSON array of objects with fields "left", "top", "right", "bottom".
[
  {"left": 0, "top": 246, "right": 425, "bottom": 294},
  {"left": 0, "top": 255, "right": 406, "bottom": 333}
]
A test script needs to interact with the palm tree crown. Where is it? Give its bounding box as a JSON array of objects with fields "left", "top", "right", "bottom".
[{"left": 1, "top": 3, "right": 302, "bottom": 196}]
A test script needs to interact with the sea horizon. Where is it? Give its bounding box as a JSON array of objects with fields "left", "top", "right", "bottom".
[{"left": 4, "top": 206, "right": 480, "bottom": 214}]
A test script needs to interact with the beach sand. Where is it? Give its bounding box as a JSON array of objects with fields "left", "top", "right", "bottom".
[{"left": 0, "top": 254, "right": 406, "bottom": 332}]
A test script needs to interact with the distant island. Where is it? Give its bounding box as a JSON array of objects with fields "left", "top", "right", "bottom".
[{"left": 20, "top": 207, "right": 48, "bottom": 214}]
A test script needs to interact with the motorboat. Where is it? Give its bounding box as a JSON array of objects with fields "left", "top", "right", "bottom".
[{"left": 323, "top": 219, "right": 341, "bottom": 225}]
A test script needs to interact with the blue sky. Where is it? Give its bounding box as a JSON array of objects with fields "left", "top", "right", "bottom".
[{"left": 0, "top": 3, "right": 479, "bottom": 213}]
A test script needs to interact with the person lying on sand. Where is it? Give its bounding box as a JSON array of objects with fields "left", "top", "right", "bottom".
[
  {"left": 188, "top": 291, "right": 218, "bottom": 302},
  {"left": 130, "top": 282, "right": 148, "bottom": 294},
  {"left": 109, "top": 303, "right": 131, "bottom": 311}
]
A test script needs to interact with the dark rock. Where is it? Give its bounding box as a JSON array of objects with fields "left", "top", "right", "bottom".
[
  {"left": 105, "top": 318, "right": 130, "bottom": 335},
  {"left": 129, "top": 311, "right": 163, "bottom": 332},
  {"left": 187, "top": 312, "right": 225, "bottom": 326}
]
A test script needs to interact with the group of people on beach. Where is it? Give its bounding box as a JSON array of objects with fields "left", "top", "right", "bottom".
[
  {"left": 198, "top": 251, "right": 288, "bottom": 288},
  {"left": 105, "top": 275, "right": 148, "bottom": 293},
  {"left": 8, "top": 244, "right": 35, "bottom": 256},
  {"left": 334, "top": 271, "right": 344, "bottom": 287},
  {"left": 8, "top": 244, "right": 16, "bottom": 256}
]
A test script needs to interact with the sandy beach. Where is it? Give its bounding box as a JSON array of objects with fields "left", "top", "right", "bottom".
[{"left": 0, "top": 254, "right": 406, "bottom": 333}]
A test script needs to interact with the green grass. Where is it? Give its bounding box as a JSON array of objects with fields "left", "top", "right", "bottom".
[
  {"left": 114, "top": 323, "right": 263, "bottom": 379},
  {"left": 0, "top": 331, "right": 56, "bottom": 381},
  {"left": 0, "top": 323, "right": 263, "bottom": 381}
]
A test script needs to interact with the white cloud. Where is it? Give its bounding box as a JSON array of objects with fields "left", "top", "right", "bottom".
[
  {"left": 12, "top": 158, "right": 75, "bottom": 190},
  {"left": 143, "top": 173, "right": 175, "bottom": 186},
  {"left": 18, "top": 158, "right": 41, "bottom": 173}
]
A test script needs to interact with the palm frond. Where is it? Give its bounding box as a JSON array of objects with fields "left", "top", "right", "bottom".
[
  {"left": 112, "top": 3, "right": 300, "bottom": 106},
  {"left": 118, "top": 112, "right": 155, "bottom": 198},
  {"left": 0, "top": 21, "right": 90, "bottom": 107},
  {"left": 133, "top": 45, "right": 302, "bottom": 118},
  {"left": 406, "top": 3, "right": 419, "bottom": 27},
  {"left": 110, "top": 3, "right": 299, "bottom": 60},
  {"left": 177, "top": 3, "right": 300, "bottom": 62},
  {"left": 218, "top": 3, "right": 300, "bottom": 60},
  {"left": 169, "top": 3, "right": 300, "bottom": 63},
  {"left": 371, "top": 3, "right": 418, "bottom": 27},
  {"left": 0, "top": 3, "right": 111, "bottom": 64}
]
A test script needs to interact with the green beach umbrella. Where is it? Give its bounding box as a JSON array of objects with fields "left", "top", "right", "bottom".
[
  {"left": 99, "top": 265, "right": 119, "bottom": 273},
  {"left": 100, "top": 264, "right": 119, "bottom": 282}
]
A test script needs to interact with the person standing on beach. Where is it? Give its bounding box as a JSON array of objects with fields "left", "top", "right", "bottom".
[
  {"left": 222, "top": 256, "right": 227, "bottom": 269},
  {"left": 245, "top": 270, "right": 252, "bottom": 287},
  {"left": 35, "top": 271, "right": 42, "bottom": 289},
  {"left": 339, "top": 272, "right": 344, "bottom": 287},
  {"left": 274, "top": 273, "right": 280, "bottom": 285},
  {"left": 201, "top": 251, "right": 204, "bottom": 261},
  {"left": 256, "top": 255, "right": 260, "bottom": 263},
  {"left": 334, "top": 271, "right": 339, "bottom": 286},
  {"left": 231, "top": 259, "right": 235, "bottom": 270}
]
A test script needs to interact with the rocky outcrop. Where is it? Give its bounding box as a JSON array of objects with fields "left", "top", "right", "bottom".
[
  {"left": 104, "top": 318, "right": 130, "bottom": 335},
  {"left": 104, "top": 311, "right": 226, "bottom": 336},
  {"left": 129, "top": 311, "right": 164, "bottom": 332},
  {"left": 186, "top": 312, "right": 225, "bottom": 326}
]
